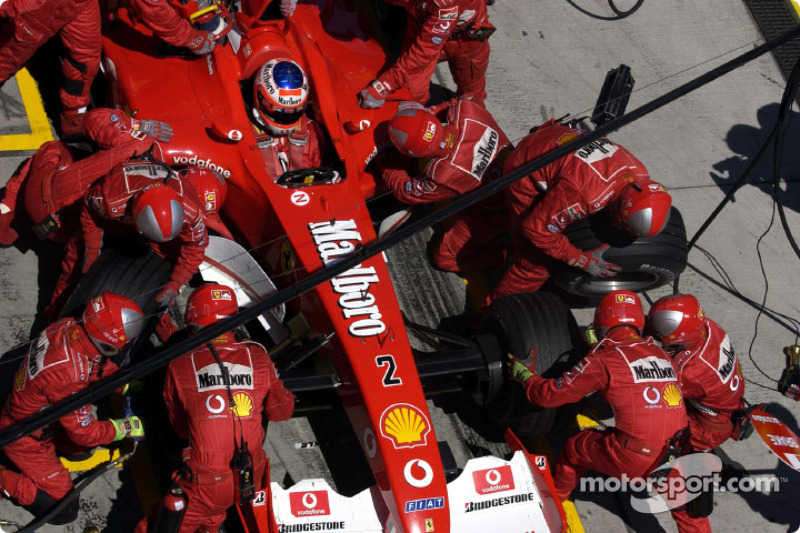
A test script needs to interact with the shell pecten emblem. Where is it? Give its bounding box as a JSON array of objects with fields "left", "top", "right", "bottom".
[
  {"left": 662, "top": 383, "right": 682, "bottom": 408},
  {"left": 231, "top": 392, "right": 254, "bottom": 417},
  {"left": 380, "top": 403, "right": 431, "bottom": 449}
]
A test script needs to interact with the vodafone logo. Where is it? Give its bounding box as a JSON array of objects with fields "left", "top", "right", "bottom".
[
  {"left": 291, "top": 191, "right": 310, "bottom": 206},
  {"left": 404, "top": 459, "right": 434, "bottom": 488},
  {"left": 472, "top": 465, "right": 514, "bottom": 495},
  {"left": 205, "top": 394, "right": 225, "bottom": 414},
  {"left": 289, "top": 491, "right": 330, "bottom": 517},
  {"left": 227, "top": 129, "right": 243, "bottom": 141},
  {"left": 643, "top": 386, "right": 661, "bottom": 405}
]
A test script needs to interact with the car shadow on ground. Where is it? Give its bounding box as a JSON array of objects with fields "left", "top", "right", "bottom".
[{"left": 710, "top": 103, "right": 800, "bottom": 214}]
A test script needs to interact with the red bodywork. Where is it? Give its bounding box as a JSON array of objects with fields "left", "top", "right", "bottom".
[{"left": 100, "top": 1, "right": 452, "bottom": 531}]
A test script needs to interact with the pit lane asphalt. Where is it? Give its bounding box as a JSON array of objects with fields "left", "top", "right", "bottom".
[{"left": 1, "top": 1, "right": 800, "bottom": 531}]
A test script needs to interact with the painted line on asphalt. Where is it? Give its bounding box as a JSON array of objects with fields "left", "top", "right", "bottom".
[
  {"left": 788, "top": 0, "right": 800, "bottom": 19},
  {"left": 0, "top": 69, "right": 53, "bottom": 152}
]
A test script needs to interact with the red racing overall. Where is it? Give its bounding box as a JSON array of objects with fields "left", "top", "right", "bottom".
[
  {"left": 523, "top": 328, "right": 688, "bottom": 500},
  {"left": 79, "top": 160, "right": 208, "bottom": 292},
  {"left": 0, "top": 320, "right": 119, "bottom": 513},
  {"left": 378, "top": 0, "right": 491, "bottom": 103},
  {"left": 162, "top": 333, "right": 295, "bottom": 532},
  {"left": 253, "top": 116, "right": 324, "bottom": 180},
  {"left": 494, "top": 123, "right": 651, "bottom": 301},
  {"left": 0, "top": 0, "right": 100, "bottom": 114},
  {"left": 379, "top": 96, "right": 512, "bottom": 272}
]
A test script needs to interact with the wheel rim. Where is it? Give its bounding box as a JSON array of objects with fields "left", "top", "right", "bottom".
[{"left": 575, "top": 271, "right": 661, "bottom": 294}]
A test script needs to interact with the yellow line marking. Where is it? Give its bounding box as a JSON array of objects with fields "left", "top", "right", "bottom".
[
  {"left": 788, "top": 0, "right": 800, "bottom": 21},
  {"left": 562, "top": 500, "right": 586, "bottom": 533},
  {"left": 576, "top": 413, "right": 600, "bottom": 428},
  {"left": 0, "top": 68, "right": 54, "bottom": 152},
  {"left": 61, "top": 448, "right": 122, "bottom": 471}
]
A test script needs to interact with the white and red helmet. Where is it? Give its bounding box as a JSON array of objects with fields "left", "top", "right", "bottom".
[
  {"left": 388, "top": 103, "right": 447, "bottom": 158},
  {"left": 593, "top": 290, "right": 645, "bottom": 338},
  {"left": 612, "top": 179, "right": 672, "bottom": 238},
  {"left": 253, "top": 58, "right": 309, "bottom": 136},
  {"left": 82, "top": 292, "right": 144, "bottom": 356},
  {"left": 132, "top": 184, "right": 184, "bottom": 242},
  {"left": 648, "top": 294, "right": 706, "bottom": 347},
  {"left": 184, "top": 283, "right": 239, "bottom": 330}
]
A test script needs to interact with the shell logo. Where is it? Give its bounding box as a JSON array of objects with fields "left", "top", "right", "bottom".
[
  {"left": 231, "top": 392, "right": 253, "bottom": 417},
  {"left": 380, "top": 403, "right": 431, "bottom": 449},
  {"left": 662, "top": 383, "right": 682, "bottom": 408}
]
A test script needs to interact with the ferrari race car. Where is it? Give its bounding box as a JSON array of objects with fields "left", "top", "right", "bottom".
[{"left": 39, "top": 0, "right": 685, "bottom": 531}]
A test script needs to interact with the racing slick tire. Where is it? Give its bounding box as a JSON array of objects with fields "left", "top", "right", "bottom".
[
  {"left": 550, "top": 207, "right": 687, "bottom": 307},
  {"left": 479, "top": 291, "right": 584, "bottom": 436},
  {"left": 59, "top": 242, "right": 172, "bottom": 366}
]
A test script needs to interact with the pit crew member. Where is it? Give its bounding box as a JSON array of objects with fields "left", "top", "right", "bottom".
[
  {"left": 0, "top": 292, "right": 145, "bottom": 525},
  {"left": 157, "top": 283, "right": 295, "bottom": 533},
  {"left": 0, "top": 108, "right": 172, "bottom": 247},
  {"left": 487, "top": 122, "right": 672, "bottom": 303},
  {"left": 647, "top": 293, "right": 746, "bottom": 533},
  {"left": 129, "top": 0, "right": 297, "bottom": 56},
  {"left": 358, "top": 0, "right": 493, "bottom": 108},
  {"left": 508, "top": 290, "right": 688, "bottom": 504},
  {"left": 376, "top": 97, "right": 512, "bottom": 271},
  {"left": 0, "top": 0, "right": 102, "bottom": 135},
  {"left": 79, "top": 159, "right": 209, "bottom": 306},
  {"left": 250, "top": 58, "right": 325, "bottom": 180}
]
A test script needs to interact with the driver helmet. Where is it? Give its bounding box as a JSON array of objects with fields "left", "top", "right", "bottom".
[
  {"left": 593, "top": 290, "right": 644, "bottom": 338},
  {"left": 611, "top": 179, "right": 672, "bottom": 238},
  {"left": 132, "top": 184, "right": 184, "bottom": 242},
  {"left": 82, "top": 292, "right": 144, "bottom": 356},
  {"left": 648, "top": 293, "right": 706, "bottom": 347},
  {"left": 253, "top": 58, "right": 309, "bottom": 136},
  {"left": 184, "top": 283, "right": 239, "bottom": 331},
  {"left": 388, "top": 103, "right": 447, "bottom": 158}
]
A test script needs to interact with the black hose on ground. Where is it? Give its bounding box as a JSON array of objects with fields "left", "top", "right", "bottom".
[{"left": 608, "top": 0, "right": 645, "bottom": 19}]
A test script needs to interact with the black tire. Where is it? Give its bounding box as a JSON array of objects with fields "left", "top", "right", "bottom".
[
  {"left": 550, "top": 207, "right": 687, "bottom": 307},
  {"left": 479, "top": 291, "right": 585, "bottom": 436},
  {"left": 60, "top": 242, "right": 172, "bottom": 366}
]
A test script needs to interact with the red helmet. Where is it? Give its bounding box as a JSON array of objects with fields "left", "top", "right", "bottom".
[
  {"left": 593, "top": 290, "right": 644, "bottom": 338},
  {"left": 388, "top": 104, "right": 446, "bottom": 158},
  {"left": 612, "top": 179, "right": 672, "bottom": 238},
  {"left": 185, "top": 283, "right": 238, "bottom": 330},
  {"left": 648, "top": 294, "right": 706, "bottom": 346},
  {"left": 253, "top": 58, "right": 309, "bottom": 136},
  {"left": 132, "top": 184, "right": 184, "bottom": 242},
  {"left": 82, "top": 292, "right": 144, "bottom": 356}
]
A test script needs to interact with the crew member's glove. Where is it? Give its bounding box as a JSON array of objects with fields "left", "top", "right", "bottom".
[
  {"left": 358, "top": 80, "right": 391, "bottom": 109},
  {"left": 156, "top": 281, "right": 184, "bottom": 306},
  {"left": 507, "top": 351, "right": 536, "bottom": 386},
  {"left": 111, "top": 416, "right": 145, "bottom": 441},
  {"left": 131, "top": 119, "right": 174, "bottom": 143},
  {"left": 280, "top": 0, "right": 297, "bottom": 17},
  {"left": 188, "top": 31, "right": 216, "bottom": 56},
  {"left": 569, "top": 244, "right": 622, "bottom": 278}
]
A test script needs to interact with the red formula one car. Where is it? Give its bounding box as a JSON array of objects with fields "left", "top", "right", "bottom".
[{"left": 68, "top": 1, "right": 573, "bottom": 531}]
